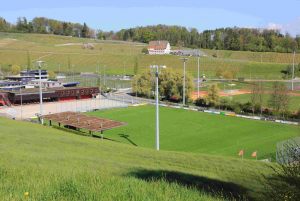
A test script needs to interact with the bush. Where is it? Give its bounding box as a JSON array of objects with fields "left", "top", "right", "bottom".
[
  {"left": 264, "top": 141, "right": 300, "bottom": 201},
  {"left": 219, "top": 98, "right": 231, "bottom": 110},
  {"left": 229, "top": 101, "right": 241, "bottom": 114},
  {"left": 194, "top": 97, "right": 207, "bottom": 107},
  {"left": 141, "top": 47, "right": 149, "bottom": 54}
]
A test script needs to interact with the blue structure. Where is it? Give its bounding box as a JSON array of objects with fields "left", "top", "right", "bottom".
[
  {"left": 5, "top": 70, "right": 48, "bottom": 85},
  {"left": 0, "top": 80, "right": 23, "bottom": 91}
]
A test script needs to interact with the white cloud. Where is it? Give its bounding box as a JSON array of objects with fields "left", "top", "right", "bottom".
[{"left": 267, "top": 17, "right": 300, "bottom": 36}]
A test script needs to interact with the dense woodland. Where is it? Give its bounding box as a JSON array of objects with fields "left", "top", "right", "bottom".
[{"left": 1, "top": 17, "right": 300, "bottom": 53}]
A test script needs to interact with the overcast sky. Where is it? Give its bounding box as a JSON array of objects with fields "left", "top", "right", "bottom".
[{"left": 1, "top": 0, "right": 300, "bottom": 35}]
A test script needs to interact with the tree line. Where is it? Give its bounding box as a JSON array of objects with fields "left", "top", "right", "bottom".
[
  {"left": 1, "top": 17, "right": 300, "bottom": 53},
  {"left": 117, "top": 25, "right": 300, "bottom": 53},
  {"left": 195, "top": 82, "right": 299, "bottom": 119},
  {"left": 0, "top": 17, "right": 95, "bottom": 38}
]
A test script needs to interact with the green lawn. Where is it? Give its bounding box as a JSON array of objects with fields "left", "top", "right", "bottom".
[
  {"left": 0, "top": 116, "right": 277, "bottom": 200},
  {"left": 88, "top": 105, "right": 300, "bottom": 160},
  {"left": 231, "top": 94, "right": 300, "bottom": 112},
  {"left": 0, "top": 32, "right": 289, "bottom": 79}
]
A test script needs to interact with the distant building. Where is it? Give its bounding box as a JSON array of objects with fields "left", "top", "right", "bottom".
[
  {"left": 6, "top": 70, "right": 48, "bottom": 85},
  {"left": 170, "top": 49, "right": 207, "bottom": 57},
  {"left": 148, "top": 41, "right": 171, "bottom": 55}
]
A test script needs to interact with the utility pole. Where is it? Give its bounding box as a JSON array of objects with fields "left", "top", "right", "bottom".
[
  {"left": 292, "top": 51, "right": 295, "bottom": 91},
  {"left": 180, "top": 57, "right": 188, "bottom": 106},
  {"left": 36, "top": 60, "right": 45, "bottom": 124}
]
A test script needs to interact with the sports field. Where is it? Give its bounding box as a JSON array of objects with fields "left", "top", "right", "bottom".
[
  {"left": 0, "top": 116, "right": 277, "bottom": 200},
  {"left": 88, "top": 105, "right": 300, "bottom": 160}
]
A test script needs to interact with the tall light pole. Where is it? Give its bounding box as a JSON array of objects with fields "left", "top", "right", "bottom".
[
  {"left": 150, "top": 65, "right": 161, "bottom": 151},
  {"left": 36, "top": 60, "right": 45, "bottom": 124},
  {"left": 197, "top": 55, "right": 200, "bottom": 98},
  {"left": 180, "top": 58, "right": 188, "bottom": 106},
  {"left": 292, "top": 51, "right": 296, "bottom": 91}
]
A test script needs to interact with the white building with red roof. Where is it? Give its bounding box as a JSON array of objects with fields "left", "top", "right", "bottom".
[{"left": 147, "top": 41, "right": 171, "bottom": 55}]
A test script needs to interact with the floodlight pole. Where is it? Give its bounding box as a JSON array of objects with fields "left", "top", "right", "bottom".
[
  {"left": 197, "top": 55, "right": 200, "bottom": 98},
  {"left": 150, "top": 65, "right": 160, "bottom": 151},
  {"left": 37, "top": 61, "right": 44, "bottom": 124},
  {"left": 155, "top": 66, "right": 159, "bottom": 151},
  {"left": 180, "top": 58, "right": 188, "bottom": 106},
  {"left": 292, "top": 51, "right": 295, "bottom": 91}
]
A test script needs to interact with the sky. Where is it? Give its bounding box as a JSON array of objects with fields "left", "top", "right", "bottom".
[{"left": 1, "top": 0, "right": 300, "bottom": 35}]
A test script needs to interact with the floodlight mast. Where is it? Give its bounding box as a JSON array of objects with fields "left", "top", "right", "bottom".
[
  {"left": 36, "top": 60, "right": 45, "bottom": 124},
  {"left": 180, "top": 57, "right": 188, "bottom": 106},
  {"left": 292, "top": 51, "right": 295, "bottom": 91},
  {"left": 150, "top": 65, "right": 161, "bottom": 151},
  {"left": 197, "top": 54, "right": 200, "bottom": 98}
]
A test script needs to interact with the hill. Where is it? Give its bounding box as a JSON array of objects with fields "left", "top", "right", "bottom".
[
  {"left": 0, "top": 32, "right": 298, "bottom": 79},
  {"left": 0, "top": 116, "right": 277, "bottom": 201},
  {"left": 88, "top": 105, "right": 300, "bottom": 160}
]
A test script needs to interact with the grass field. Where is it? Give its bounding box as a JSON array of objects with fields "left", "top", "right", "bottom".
[
  {"left": 204, "top": 49, "right": 300, "bottom": 64},
  {"left": 0, "top": 32, "right": 296, "bottom": 79},
  {"left": 0, "top": 116, "right": 278, "bottom": 200},
  {"left": 231, "top": 93, "right": 300, "bottom": 112},
  {"left": 88, "top": 105, "right": 300, "bottom": 160}
]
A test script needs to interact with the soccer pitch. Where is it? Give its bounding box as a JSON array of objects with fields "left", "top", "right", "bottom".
[{"left": 89, "top": 105, "right": 300, "bottom": 160}]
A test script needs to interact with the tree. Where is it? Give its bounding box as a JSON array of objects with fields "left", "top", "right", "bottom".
[
  {"left": 132, "top": 68, "right": 194, "bottom": 102},
  {"left": 264, "top": 141, "right": 300, "bottom": 201},
  {"left": 268, "top": 82, "right": 290, "bottom": 117},
  {"left": 11, "top": 65, "right": 21, "bottom": 75},
  {"left": 81, "top": 22, "right": 89, "bottom": 38},
  {"left": 0, "top": 17, "right": 10, "bottom": 32},
  {"left": 281, "top": 64, "right": 300, "bottom": 79},
  {"left": 250, "top": 82, "right": 264, "bottom": 115},
  {"left": 206, "top": 84, "right": 220, "bottom": 106}
]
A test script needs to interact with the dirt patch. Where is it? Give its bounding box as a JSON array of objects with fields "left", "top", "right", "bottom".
[{"left": 191, "top": 89, "right": 251, "bottom": 100}]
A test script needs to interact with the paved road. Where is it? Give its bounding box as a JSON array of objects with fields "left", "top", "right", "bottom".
[{"left": 0, "top": 96, "right": 128, "bottom": 120}]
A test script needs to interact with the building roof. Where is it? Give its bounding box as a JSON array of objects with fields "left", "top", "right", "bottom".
[
  {"left": 43, "top": 111, "right": 126, "bottom": 132},
  {"left": 148, "top": 41, "right": 169, "bottom": 50}
]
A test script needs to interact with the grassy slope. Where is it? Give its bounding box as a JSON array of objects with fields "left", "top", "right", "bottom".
[
  {"left": 88, "top": 106, "right": 300, "bottom": 159},
  {"left": 204, "top": 49, "right": 300, "bottom": 64},
  {"left": 0, "top": 32, "right": 292, "bottom": 79},
  {"left": 0, "top": 117, "right": 275, "bottom": 201}
]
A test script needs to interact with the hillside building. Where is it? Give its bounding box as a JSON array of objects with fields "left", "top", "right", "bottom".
[{"left": 148, "top": 41, "right": 171, "bottom": 55}]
